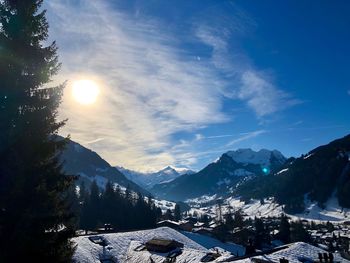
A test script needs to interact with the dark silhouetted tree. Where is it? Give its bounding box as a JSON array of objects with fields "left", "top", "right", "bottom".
[
  {"left": 0, "top": 1, "right": 75, "bottom": 261},
  {"left": 291, "top": 220, "right": 311, "bottom": 242},
  {"left": 80, "top": 181, "right": 100, "bottom": 232},
  {"left": 233, "top": 209, "right": 245, "bottom": 229},
  {"left": 165, "top": 209, "right": 174, "bottom": 221},
  {"left": 174, "top": 203, "right": 181, "bottom": 221},
  {"left": 278, "top": 215, "right": 291, "bottom": 244}
]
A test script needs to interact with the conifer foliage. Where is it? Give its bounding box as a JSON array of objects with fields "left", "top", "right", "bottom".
[
  {"left": 0, "top": 1, "right": 75, "bottom": 261},
  {"left": 77, "top": 181, "right": 158, "bottom": 232}
]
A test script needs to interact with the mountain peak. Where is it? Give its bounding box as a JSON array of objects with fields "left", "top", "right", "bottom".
[
  {"left": 225, "top": 148, "right": 286, "bottom": 167},
  {"left": 118, "top": 165, "right": 194, "bottom": 190}
]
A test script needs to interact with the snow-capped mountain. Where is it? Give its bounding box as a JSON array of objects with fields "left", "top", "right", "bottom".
[
  {"left": 150, "top": 149, "right": 286, "bottom": 201},
  {"left": 226, "top": 149, "right": 286, "bottom": 168},
  {"left": 60, "top": 138, "right": 148, "bottom": 195},
  {"left": 117, "top": 166, "right": 195, "bottom": 190},
  {"left": 236, "top": 134, "right": 350, "bottom": 213}
]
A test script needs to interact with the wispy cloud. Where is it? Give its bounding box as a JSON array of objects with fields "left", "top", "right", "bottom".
[
  {"left": 168, "top": 129, "right": 267, "bottom": 167},
  {"left": 239, "top": 71, "right": 302, "bottom": 117},
  {"left": 195, "top": 16, "right": 300, "bottom": 117},
  {"left": 45, "top": 1, "right": 299, "bottom": 171},
  {"left": 46, "top": 0, "right": 228, "bottom": 170},
  {"left": 226, "top": 130, "right": 267, "bottom": 147}
]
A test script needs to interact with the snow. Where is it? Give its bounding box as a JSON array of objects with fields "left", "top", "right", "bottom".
[
  {"left": 72, "top": 227, "right": 350, "bottom": 263},
  {"left": 125, "top": 241, "right": 210, "bottom": 263},
  {"left": 276, "top": 168, "right": 289, "bottom": 175},
  {"left": 153, "top": 199, "right": 176, "bottom": 213},
  {"left": 181, "top": 231, "right": 245, "bottom": 256},
  {"left": 303, "top": 153, "right": 314, "bottom": 159},
  {"left": 73, "top": 227, "right": 209, "bottom": 263},
  {"left": 293, "top": 194, "right": 350, "bottom": 222},
  {"left": 186, "top": 195, "right": 217, "bottom": 204},
  {"left": 117, "top": 166, "right": 193, "bottom": 190},
  {"left": 226, "top": 148, "right": 284, "bottom": 167},
  {"left": 72, "top": 226, "right": 246, "bottom": 263},
  {"left": 187, "top": 195, "right": 350, "bottom": 223},
  {"left": 249, "top": 242, "right": 349, "bottom": 263}
]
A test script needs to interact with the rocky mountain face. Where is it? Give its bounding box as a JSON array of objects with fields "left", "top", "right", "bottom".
[
  {"left": 117, "top": 166, "right": 194, "bottom": 190},
  {"left": 150, "top": 149, "right": 286, "bottom": 201},
  {"left": 60, "top": 138, "right": 148, "bottom": 195},
  {"left": 236, "top": 134, "right": 350, "bottom": 213}
]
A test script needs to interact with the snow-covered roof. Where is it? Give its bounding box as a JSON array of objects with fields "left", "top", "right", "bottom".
[
  {"left": 248, "top": 242, "right": 349, "bottom": 263},
  {"left": 72, "top": 228, "right": 350, "bottom": 263},
  {"left": 125, "top": 241, "right": 209, "bottom": 263},
  {"left": 181, "top": 231, "right": 245, "bottom": 256},
  {"left": 157, "top": 220, "right": 180, "bottom": 226},
  {"left": 72, "top": 227, "right": 206, "bottom": 262}
]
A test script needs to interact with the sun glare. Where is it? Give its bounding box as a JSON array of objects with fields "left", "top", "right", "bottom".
[{"left": 72, "top": 79, "right": 100, "bottom": 105}]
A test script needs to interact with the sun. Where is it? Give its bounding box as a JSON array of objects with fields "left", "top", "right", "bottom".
[{"left": 72, "top": 79, "right": 100, "bottom": 105}]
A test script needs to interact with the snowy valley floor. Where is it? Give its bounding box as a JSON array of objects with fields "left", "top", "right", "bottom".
[{"left": 187, "top": 195, "right": 350, "bottom": 223}]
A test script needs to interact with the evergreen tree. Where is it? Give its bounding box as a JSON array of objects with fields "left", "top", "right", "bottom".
[
  {"left": 278, "top": 215, "right": 291, "bottom": 244},
  {"left": 155, "top": 207, "right": 163, "bottom": 221},
  {"left": 174, "top": 203, "right": 181, "bottom": 221},
  {"left": 224, "top": 210, "right": 234, "bottom": 232},
  {"left": 254, "top": 217, "right": 265, "bottom": 248},
  {"left": 165, "top": 209, "right": 174, "bottom": 220},
  {"left": 201, "top": 214, "right": 210, "bottom": 227},
  {"left": 102, "top": 181, "right": 116, "bottom": 225},
  {"left": 80, "top": 181, "right": 100, "bottom": 232},
  {"left": 291, "top": 220, "right": 311, "bottom": 242},
  {"left": 79, "top": 181, "right": 88, "bottom": 203},
  {"left": 0, "top": 1, "right": 75, "bottom": 261},
  {"left": 233, "top": 209, "right": 245, "bottom": 229}
]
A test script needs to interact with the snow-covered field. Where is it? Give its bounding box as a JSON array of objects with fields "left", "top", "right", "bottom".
[
  {"left": 187, "top": 196, "right": 350, "bottom": 223},
  {"left": 153, "top": 199, "right": 176, "bottom": 213},
  {"left": 293, "top": 194, "right": 350, "bottom": 222}
]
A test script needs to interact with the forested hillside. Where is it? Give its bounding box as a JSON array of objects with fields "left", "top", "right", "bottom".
[{"left": 236, "top": 135, "right": 350, "bottom": 213}]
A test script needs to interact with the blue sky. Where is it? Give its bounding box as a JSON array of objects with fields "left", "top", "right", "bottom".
[{"left": 46, "top": 0, "right": 350, "bottom": 171}]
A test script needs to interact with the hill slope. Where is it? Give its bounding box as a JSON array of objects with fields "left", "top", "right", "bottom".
[{"left": 60, "top": 138, "right": 148, "bottom": 195}]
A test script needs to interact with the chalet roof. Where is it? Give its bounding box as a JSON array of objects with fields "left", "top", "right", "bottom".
[
  {"left": 145, "top": 238, "right": 184, "bottom": 253},
  {"left": 157, "top": 220, "right": 180, "bottom": 226}
]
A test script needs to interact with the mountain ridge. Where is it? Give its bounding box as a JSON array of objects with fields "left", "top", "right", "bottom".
[
  {"left": 117, "top": 165, "right": 195, "bottom": 190},
  {"left": 60, "top": 138, "right": 149, "bottom": 195},
  {"left": 150, "top": 148, "right": 286, "bottom": 201},
  {"left": 236, "top": 134, "right": 350, "bottom": 212}
]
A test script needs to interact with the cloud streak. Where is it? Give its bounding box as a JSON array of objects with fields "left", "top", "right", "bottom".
[
  {"left": 45, "top": 1, "right": 299, "bottom": 171},
  {"left": 46, "top": 0, "right": 229, "bottom": 170},
  {"left": 195, "top": 13, "right": 301, "bottom": 117}
]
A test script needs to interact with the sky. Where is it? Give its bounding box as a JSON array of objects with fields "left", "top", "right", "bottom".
[{"left": 45, "top": 0, "right": 350, "bottom": 172}]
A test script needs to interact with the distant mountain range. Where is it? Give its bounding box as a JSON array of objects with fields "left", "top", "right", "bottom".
[
  {"left": 150, "top": 149, "right": 286, "bottom": 201},
  {"left": 116, "top": 166, "right": 195, "bottom": 190},
  {"left": 60, "top": 138, "right": 149, "bottom": 195},
  {"left": 60, "top": 134, "right": 350, "bottom": 213}
]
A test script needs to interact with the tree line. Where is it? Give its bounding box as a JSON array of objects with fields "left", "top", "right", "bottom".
[{"left": 70, "top": 181, "right": 162, "bottom": 233}]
